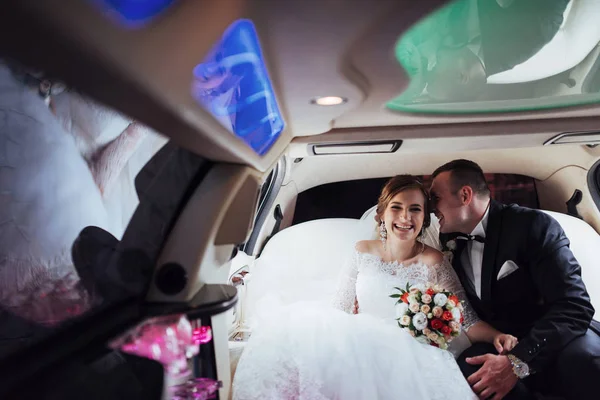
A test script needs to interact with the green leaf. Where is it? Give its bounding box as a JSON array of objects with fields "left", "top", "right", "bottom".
[
  {"left": 394, "top": 287, "right": 402, "bottom": 291},
  {"left": 389, "top": 294, "right": 401, "bottom": 298}
]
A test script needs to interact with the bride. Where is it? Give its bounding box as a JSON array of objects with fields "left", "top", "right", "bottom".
[{"left": 232, "top": 175, "right": 518, "bottom": 399}]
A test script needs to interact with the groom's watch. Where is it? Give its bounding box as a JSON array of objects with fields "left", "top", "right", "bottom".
[{"left": 507, "top": 354, "right": 530, "bottom": 379}]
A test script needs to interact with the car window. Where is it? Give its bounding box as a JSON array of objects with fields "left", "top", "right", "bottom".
[
  {"left": 292, "top": 174, "right": 538, "bottom": 225},
  {"left": 0, "top": 59, "right": 175, "bottom": 360}
]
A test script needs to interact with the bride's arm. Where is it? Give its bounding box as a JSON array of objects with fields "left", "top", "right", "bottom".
[
  {"left": 466, "top": 322, "right": 518, "bottom": 354},
  {"left": 436, "top": 259, "right": 518, "bottom": 353},
  {"left": 330, "top": 246, "right": 360, "bottom": 314}
]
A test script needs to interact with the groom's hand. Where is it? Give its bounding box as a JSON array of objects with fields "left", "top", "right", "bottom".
[{"left": 466, "top": 354, "right": 518, "bottom": 400}]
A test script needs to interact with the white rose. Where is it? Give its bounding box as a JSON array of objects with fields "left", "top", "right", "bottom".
[
  {"left": 400, "top": 315, "right": 411, "bottom": 326},
  {"left": 409, "top": 303, "right": 420, "bottom": 313},
  {"left": 446, "top": 240, "right": 457, "bottom": 251},
  {"left": 408, "top": 294, "right": 418, "bottom": 304},
  {"left": 395, "top": 302, "right": 409, "bottom": 318},
  {"left": 421, "top": 294, "right": 432, "bottom": 304},
  {"left": 412, "top": 312, "right": 428, "bottom": 331},
  {"left": 421, "top": 304, "right": 431, "bottom": 314},
  {"left": 434, "top": 293, "right": 448, "bottom": 307},
  {"left": 451, "top": 308, "right": 462, "bottom": 322},
  {"left": 432, "top": 306, "right": 443, "bottom": 318},
  {"left": 446, "top": 299, "right": 455, "bottom": 309},
  {"left": 427, "top": 313, "right": 433, "bottom": 319}
]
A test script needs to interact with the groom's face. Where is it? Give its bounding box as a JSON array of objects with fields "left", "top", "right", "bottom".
[{"left": 430, "top": 171, "right": 468, "bottom": 233}]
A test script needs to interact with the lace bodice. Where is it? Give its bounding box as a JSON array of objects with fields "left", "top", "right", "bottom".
[{"left": 331, "top": 250, "right": 480, "bottom": 330}]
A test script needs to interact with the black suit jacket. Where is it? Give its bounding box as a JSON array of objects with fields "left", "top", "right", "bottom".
[{"left": 444, "top": 200, "right": 595, "bottom": 374}]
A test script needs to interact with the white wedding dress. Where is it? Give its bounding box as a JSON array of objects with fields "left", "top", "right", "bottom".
[{"left": 232, "top": 249, "right": 479, "bottom": 399}]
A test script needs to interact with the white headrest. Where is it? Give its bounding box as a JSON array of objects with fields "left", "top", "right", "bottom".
[
  {"left": 246, "top": 218, "right": 362, "bottom": 327},
  {"left": 541, "top": 211, "right": 600, "bottom": 318}
]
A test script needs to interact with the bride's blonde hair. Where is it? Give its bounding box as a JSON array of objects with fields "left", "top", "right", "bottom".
[{"left": 374, "top": 175, "right": 432, "bottom": 234}]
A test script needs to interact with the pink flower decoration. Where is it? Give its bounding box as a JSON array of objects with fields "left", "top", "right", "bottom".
[
  {"left": 170, "top": 377, "right": 222, "bottom": 400},
  {"left": 192, "top": 326, "right": 213, "bottom": 345},
  {"left": 111, "top": 315, "right": 212, "bottom": 377}
]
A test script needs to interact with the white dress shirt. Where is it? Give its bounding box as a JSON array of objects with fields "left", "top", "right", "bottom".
[{"left": 461, "top": 205, "right": 490, "bottom": 299}]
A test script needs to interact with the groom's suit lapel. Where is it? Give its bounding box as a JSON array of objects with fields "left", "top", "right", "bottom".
[{"left": 480, "top": 200, "right": 505, "bottom": 304}]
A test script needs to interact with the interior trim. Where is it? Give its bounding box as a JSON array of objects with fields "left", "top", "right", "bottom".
[
  {"left": 243, "top": 157, "right": 286, "bottom": 254},
  {"left": 309, "top": 140, "right": 402, "bottom": 155},
  {"left": 544, "top": 131, "right": 600, "bottom": 146}
]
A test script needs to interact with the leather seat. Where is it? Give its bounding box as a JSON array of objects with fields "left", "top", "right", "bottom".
[{"left": 241, "top": 208, "right": 600, "bottom": 361}]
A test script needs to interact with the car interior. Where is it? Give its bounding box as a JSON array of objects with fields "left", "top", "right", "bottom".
[{"left": 2, "top": 0, "right": 600, "bottom": 399}]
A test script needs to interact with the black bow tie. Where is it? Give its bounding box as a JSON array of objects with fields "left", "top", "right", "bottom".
[{"left": 447, "top": 232, "right": 485, "bottom": 243}]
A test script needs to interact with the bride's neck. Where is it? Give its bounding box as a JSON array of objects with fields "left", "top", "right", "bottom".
[{"left": 385, "top": 238, "right": 420, "bottom": 262}]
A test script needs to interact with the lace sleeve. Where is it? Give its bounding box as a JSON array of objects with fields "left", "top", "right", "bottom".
[
  {"left": 330, "top": 249, "right": 359, "bottom": 313},
  {"left": 435, "top": 259, "right": 480, "bottom": 331}
]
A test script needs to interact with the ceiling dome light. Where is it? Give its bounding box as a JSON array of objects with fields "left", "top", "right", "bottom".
[{"left": 311, "top": 96, "right": 347, "bottom": 106}]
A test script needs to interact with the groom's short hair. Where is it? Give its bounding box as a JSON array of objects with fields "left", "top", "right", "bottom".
[{"left": 432, "top": 159, "right": 490, "bottom": 197}]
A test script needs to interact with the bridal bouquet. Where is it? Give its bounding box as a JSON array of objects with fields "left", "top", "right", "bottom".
[{"left": 391, "top": 283, "right": 464, "bottom": 350}]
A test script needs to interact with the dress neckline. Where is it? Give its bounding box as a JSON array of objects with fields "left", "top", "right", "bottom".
[{"left": 355, "top": 250, "right": 429, "bottom": 270}]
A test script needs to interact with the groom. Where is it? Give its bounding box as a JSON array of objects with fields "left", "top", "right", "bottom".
[{"left": 430, "top": 159, "right": 600, "bottom": 399}]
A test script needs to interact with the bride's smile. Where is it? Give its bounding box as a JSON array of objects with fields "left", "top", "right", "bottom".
[{"left": 383, "top": 189, "right": 426, "bottom": 241}]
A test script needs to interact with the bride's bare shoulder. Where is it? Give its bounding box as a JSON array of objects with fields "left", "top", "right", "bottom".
[
  {"left": 355, "top": 240, "right": 381, "bottom": 256},
  {"left": 420, "top": 245, "right": 445, "bottom": 267}
]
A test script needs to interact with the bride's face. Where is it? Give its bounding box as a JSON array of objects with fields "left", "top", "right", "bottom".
[{"left": 382, "top": 189, "right": 425, "bottom": 242}]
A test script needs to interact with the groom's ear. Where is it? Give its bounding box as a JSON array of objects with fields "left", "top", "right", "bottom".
[{"left": 459, "top": 185, "right": 474, "bottom": 205}]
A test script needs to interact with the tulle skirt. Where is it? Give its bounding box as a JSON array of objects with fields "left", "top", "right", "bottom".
[{"left": 232, "top": 301, "right": 477, "bottom": 400}]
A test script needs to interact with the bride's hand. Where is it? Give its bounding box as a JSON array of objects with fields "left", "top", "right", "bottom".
[{"left": 493, "top": 333, "right": 518, "bottom": 354}]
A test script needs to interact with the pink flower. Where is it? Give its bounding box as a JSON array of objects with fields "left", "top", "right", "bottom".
[
  {"left": 449, "top": 321, "right": 461, "bottom": 332},
  {"left": 432, "top": 306, "right": 443, "bottom": 318},
  {"left": 421, "top": 294, "right": 432, "bottom": 304},
  {"left": 421, "top": 304, "right": 431, "bottom": 314},
  {"left": 409, "top": 303, "right": 420, "bottom": 313}
]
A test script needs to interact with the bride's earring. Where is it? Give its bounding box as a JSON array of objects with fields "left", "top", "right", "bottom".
[{"left": 379, "top": 221, "right": 387, "bottom": 250}]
